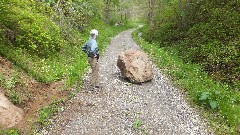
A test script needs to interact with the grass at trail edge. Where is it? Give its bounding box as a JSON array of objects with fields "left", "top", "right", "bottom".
[{"left": 133, "top": 29, "right": 240, "bottom": 134}]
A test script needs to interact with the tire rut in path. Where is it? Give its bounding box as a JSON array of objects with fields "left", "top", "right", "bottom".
[{"left": 42, "top": 29, "right": 211, "bottom": 135}]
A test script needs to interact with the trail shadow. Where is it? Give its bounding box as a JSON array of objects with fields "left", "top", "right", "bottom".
[{"left": 112, "top": 72, "right": 154, "bottom": 86}]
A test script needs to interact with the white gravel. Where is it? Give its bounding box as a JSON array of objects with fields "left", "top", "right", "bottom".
[{"left": 39, "top": 29, "right": 212, "bottom": 135}]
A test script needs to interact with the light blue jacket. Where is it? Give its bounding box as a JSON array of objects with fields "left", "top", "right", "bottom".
[{"left": 82, "top": 38, "right": 99, "bottom": 57}]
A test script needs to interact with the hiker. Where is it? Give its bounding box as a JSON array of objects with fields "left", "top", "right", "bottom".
[{"left": 82, "top": 29, "right": 100, "bottom": 89}]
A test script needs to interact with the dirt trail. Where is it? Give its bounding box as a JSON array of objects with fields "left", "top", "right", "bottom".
[{"left": 40, "top": 29, "right": 211, "bottom": 135}]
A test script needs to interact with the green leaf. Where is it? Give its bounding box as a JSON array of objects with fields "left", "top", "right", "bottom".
[
  {"left": 210, "top": 101, "right": 218, "bottom": 109},
  {"left": 199, "top": 92, "right": 210, "bottom": 101},
  {"left": 214, "top": 90, "right": 220, "bottom": 95},
  {"left": 132, "top": 119, "right": 142, "bottom": 129}
]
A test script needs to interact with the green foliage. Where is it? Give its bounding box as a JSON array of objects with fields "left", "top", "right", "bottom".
[
  {"left": 102, "top": 0, "right": 137, "bottom": 24},
  {"left": 132, "top": 119, "right": 142, "bottom": 129},
  {"left": 0, "top": 0, "right": 130, "bottom": 84},
  {"left": 5, "top": 77, "right": 17, "bottom": 89},
  {"left": 132, "top": 117, "right": 148, "bottom": 134},
  {"left": 0, "top": 72, "right": 23, "bottom": 105},
  {"left": 1, "top": 0, "right": 62, "bottom": 57},
  {"left": 133, "top": 29, "right": 240, "bottom": 134},
  {"left": 0, "top": 73, "right": 4, "bottom": 87},
  {"left": 6, "top": 89, "right": 22, "bottom": 105},
  {"left": 198, "top": 91, "right": 219, "bottom": 110},
  {"left": 142, "top": 0, "right": 240, "bottom": 91},
  {"left": 0, "top": 129, "right": 19, "bottom": 135},
  {"left": 0, "top": 23, "right": 129, "bottom": 85},
  {"left": 46, "top": 0, "right": 98, "bottom": 31},
  {"left": 103, "top": 0, "right": 120, "bottom": 6},
  {"left": 209, "top": 101, "right": 218, "bottom": 110},
  {"left": 37, "top": 100, "right": 62, "bottom": 126},
  {"left": 199, "top": 92, "right": 210, "bottom": 101}
]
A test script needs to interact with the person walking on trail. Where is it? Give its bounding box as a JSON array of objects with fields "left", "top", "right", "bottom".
[{"left": 82, "top": 29, "right": 100, "bottom": 89}]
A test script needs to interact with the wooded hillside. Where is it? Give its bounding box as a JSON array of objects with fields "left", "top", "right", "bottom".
[
  {"left": 137, "top": 0, "right": 240, "bottom": 133},
  {"left": 142, "top": 0, "right": 239, "bottom": 90},
  {"left": 0, "top": 0, "right": 129, "bottom": 83}
]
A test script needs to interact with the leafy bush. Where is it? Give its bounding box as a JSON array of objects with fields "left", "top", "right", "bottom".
[
  {"left": 0, "top": 0, "right": 115, "bottom": 83},
  {"left": 0, "top": 0, "right": 62, "bottom": 57}
]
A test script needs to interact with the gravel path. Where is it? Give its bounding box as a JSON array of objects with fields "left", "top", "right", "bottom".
[{"left": 40, "top": 29, "right": 211, "bottom": 135}]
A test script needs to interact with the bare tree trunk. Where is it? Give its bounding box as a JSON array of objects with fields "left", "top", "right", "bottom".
[
  {"left": 148, "top": 0, "right": 155, "bottom": 26},
  {"left": 105, "top": 8, "right": 110, "bottom": 24},
  {"left": 104, "top": 0, "right": 111, "bottom": 24}
]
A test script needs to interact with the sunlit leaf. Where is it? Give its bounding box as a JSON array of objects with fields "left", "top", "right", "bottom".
[
  {"left": 210, "top": 101, "right": 218, "bottom": 109},
  {"left": 199, "top": 92, "right": 210, "bottom": 101}
]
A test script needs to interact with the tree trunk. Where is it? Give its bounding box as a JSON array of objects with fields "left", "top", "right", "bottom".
[
  {"left": 105, "top": 8, "right": 111, "bottom": 24},
  {"left": 104, "top": 0, "right": 111, "bottom": 24},
  {"left": 148, "top": 0, "right": 155, "bottom": 26}
]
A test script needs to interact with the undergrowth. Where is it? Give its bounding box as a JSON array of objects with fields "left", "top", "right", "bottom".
[
  {"left": 37, "top": 99, "right": 64, "bottom": 127},
  {"left": 0, "top": 0, "right": 132, "bottom": 85},
  {"left": 0, "top": 129, "right": 19, "bottom": 135},
  {"left": 133, "top": 29, "right": 240, "bottom": 134},
  {"left": 142, "top": 1, "right": 240, "bottom": 90},
  {"left": 0, "top": 22, "right": 129, "bottom": 85}
]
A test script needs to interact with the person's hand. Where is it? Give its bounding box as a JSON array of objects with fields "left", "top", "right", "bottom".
[{"left": 95, "top": 54, "right": 99, "bottom": 62}]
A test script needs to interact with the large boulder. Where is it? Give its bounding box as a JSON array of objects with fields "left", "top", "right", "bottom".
[
  {"left": 0, "top": 92, "right": 23, "bottom": 128},
  {"left": 117, "top": 50, "right": 153, "bottom": 83}
]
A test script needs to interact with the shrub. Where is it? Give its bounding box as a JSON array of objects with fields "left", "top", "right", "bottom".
[{"left": 1, "top": 0, "right": 63, "bottom": 57}]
